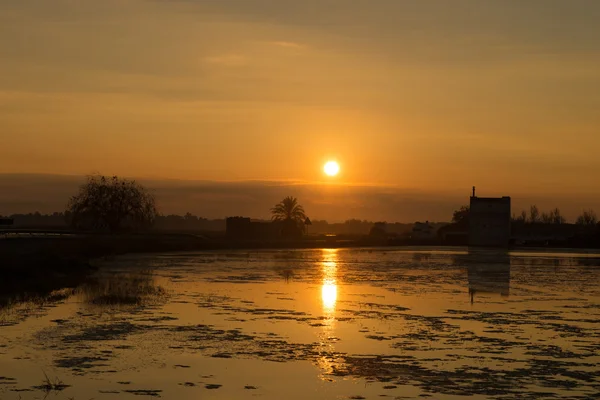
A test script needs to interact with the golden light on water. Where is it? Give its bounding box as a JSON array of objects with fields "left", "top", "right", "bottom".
[
  {"left": 321, "top": 281, "right": 337, "bottom": 311},
  {"left": 320, "top": 249, "right": 338, "bottom": 313},
  {"left": 317, "top": 248, "right": 340, "bottom": 378}
]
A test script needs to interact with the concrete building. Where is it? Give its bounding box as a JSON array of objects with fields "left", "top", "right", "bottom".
[
  {"left": 226, "top": 217, "right": 302, "bottom": 241},
  {"left": 468, "top": 187, "right": 511, "bottom": 247},
  {"left": 226, "top": 217, "right": 277, "bottom": 241}
]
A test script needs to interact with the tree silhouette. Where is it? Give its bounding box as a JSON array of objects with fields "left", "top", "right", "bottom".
[
  {"left": 452, "top": 206, "right": 470, "bottom": 225},
  {"left": 529, "top": 205, "right": 540, "bottom": 223},
  {"left": 271, "top": 197, "right": 306, "bottom": 224},
  {"left": 549, "top": 208, "right": 566, "bottom": 224},
  {"left": 576, "top": 209, "right": 597, "bottom": 225},
  {"left": 512, "top": 210, "right": 527, "bottom": 223},
  {"left": 67, "top": 175, "right": 157, "bottom": 232}
]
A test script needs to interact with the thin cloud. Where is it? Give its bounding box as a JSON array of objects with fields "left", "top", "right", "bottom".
[
  {"left": 269, "top": 41, "right": 307, "bottom": 49},
  {"left": 203, "top": 54, "right": 247, "bottom": 66}
]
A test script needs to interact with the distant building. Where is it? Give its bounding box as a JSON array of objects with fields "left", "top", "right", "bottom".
[
  {"left": 468, "top": 187, "right": 511, "bottom": 247},
  {"left": 437, "top": 223, "right": 468, "bottom": 245},
  {"left": 411, "top": 221, "right": 436, "bottom": 240},
  {"left": 226, "top": 217, "right": 302, "bottom": 241}
]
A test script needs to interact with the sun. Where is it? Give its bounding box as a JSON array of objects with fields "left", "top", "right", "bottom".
[{"left": 324, "top": 161, "right": 340, "bottom": 177}]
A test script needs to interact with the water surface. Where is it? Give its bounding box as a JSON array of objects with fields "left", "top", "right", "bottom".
[{"left": 1, "top": 248, "right": 599, "bottom": 399}]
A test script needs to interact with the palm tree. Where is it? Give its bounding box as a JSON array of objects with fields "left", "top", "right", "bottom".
[{"left": 271, "top": 196, "right": 307, "bottom": 224}]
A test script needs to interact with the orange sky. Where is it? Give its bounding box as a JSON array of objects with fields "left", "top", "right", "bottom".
[{"left": 1, "top": 0, "right": 600, "bottom": 217}]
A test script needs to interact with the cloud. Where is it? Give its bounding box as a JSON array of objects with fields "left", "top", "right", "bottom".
[
  {"left": 203, "top": 54, "right": 247, "bottom": 67},
  {"left": 269, "top": 41, "right": 306, "bottom": 49},
  {"left": 0, "top": 174, "right": 461, "bottom": 222},
  {"left": 2, "top": 174, "right": 599, "bottom": 223},
  {"left": 2, "top": 0, "right": 600, "bottom": 197}
]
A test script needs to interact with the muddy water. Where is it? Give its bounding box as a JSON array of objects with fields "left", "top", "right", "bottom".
[{"left": 1, "top": 248, "right": 600, "bottom": 400}]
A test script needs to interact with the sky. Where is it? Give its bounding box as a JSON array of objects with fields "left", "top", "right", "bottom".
[{"left": 1, "top": 1, "right": 600, "bottom": 220}]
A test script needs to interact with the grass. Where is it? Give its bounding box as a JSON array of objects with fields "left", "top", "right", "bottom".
[
  {"left": 33, "top": 371, "right": 71, "bottom": 394},
  {"left": 79, "top": 271, "right": 166, "bottom": 306}
]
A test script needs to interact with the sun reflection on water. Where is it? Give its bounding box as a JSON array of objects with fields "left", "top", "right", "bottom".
[
  {"left": 321, "top": 282, "right": 337, "bottom": 311},
  {"left": 318, "top": 249, "right": 340, "bottom": 378},
  {"left": 320, "top": 250, "right": 338, "bottom": 314}
]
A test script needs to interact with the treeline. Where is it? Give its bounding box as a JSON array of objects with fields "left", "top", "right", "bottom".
[
  {"left": 0, "top": 212, "right": 226, "bottom": 232},
  {"left": 154, "top": 214, "right": 225, "bottom": 232},
  {"left": 0, "top": 212, "right": 443, "bottom": 235},
  {"left": 1, "top": 212, "right": 70, "bottom": 228},
  {"left": 309, "top": 219, "right": 446, "bottom": 236},
  {"left": 512, "top": 205, "right": 598, "bottom": 225}
]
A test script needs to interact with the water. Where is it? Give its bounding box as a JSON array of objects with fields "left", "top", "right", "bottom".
[{"left": 1, "top": 248, "right": 599, "bottom": 399}]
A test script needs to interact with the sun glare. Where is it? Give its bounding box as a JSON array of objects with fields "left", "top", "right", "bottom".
[
  {"left": 324, "top": 161, "right": 340, "bottom": 177},
  {"left": 321, "top": 282, "right": 337, "bottom": 311}
]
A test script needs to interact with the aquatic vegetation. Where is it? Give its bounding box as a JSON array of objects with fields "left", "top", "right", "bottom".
[
  {"left": 123, "top": 389, "right": 162, "bottom": 396},
  {"left": 78, "top": 271, "right": 166, "bottom": 306},
  {"left": 33, "top": 372, "right": 70, "bottom": 394}
]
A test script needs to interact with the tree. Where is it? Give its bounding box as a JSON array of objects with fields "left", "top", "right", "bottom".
[
  {"left": 369, "top": 222, "right": 387, "bottom": 238},
  {"left": 452, "top": 206, "right": 470, "bottom": 225},
  {"left": 512, "top": 210, "right": 527, "bottom": 223},
  {"left": 576, "top": 209, "right": 598, "bottom": 226},
  {"left": 529, "top": 205, "right": 540, "bottom": 223},
  {"left": 67, "top": 175, "right": 157, "bottom": 232},
  {"left": 549, "top": 208, "right": 566, "bottom": 224},
  {"left": 270, "top": 196, "right": 307, "bottom": 224},
  {"left": 304, "top": 217, "right": 312, "bottom": 235},
  {"left": 540, "top": 212, "right": 552, "bottom": 224}
]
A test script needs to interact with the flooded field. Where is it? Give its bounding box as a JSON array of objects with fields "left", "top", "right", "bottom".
[{"left": 1, "top": 248, "right": 600, "bottom": 400}]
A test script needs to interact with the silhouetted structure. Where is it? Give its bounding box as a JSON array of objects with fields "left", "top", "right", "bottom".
[
  {"left": 437, "top": 223, "right": 468, "bottom": 245},
  {"left": 469, "top": 187, "right": 511, "bottom": 247},
  {"left": 0, "top": 218, "right": 13, "bottom": 227},
  {"left": 411, "top": 221, "right": 436, "bottom": 240},
  {"left": 226, "top": 217, "right": 303, "bottom": 241}
]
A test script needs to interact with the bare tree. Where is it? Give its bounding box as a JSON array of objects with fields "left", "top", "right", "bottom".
[
  {"left": 512, "top": 210, "right": 527, "bottom": 224},
  {"left": 576, "top": 209, "right": 598, "bottom": 226},
  {"left": 529, "top": 205, "right": 540, "bottom": 224},
  {"left": 549, "top": 208, "right": 566, "bottom": 224},
  {"left": 67, "top": 175, "right": 158, "bottom": 232},
  {"left": 540, "top": 212, "right": 552, "bottom": 224}
]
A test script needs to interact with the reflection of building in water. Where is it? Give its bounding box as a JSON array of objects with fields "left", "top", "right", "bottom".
[
  {"left": 317, "top": 249, "right": 339, "bottom": 377},
  {"left": 453, "top": 250, "right": 511, "bottom": 303},
  {"left": 465, "top": 251, "right": 511, "bottom": 303}
]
